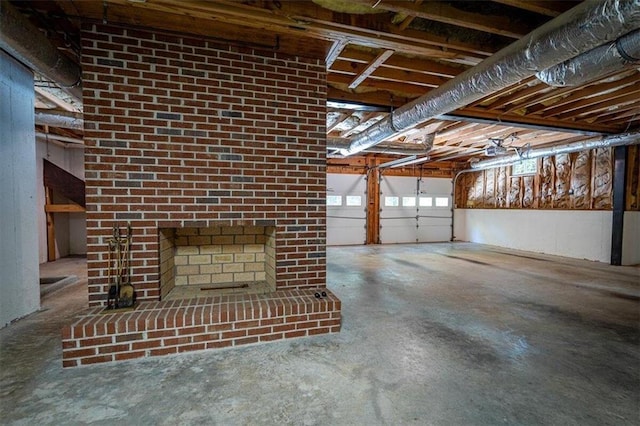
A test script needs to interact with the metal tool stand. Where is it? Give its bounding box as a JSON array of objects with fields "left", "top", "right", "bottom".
[{"left": 106, "top": 223, "right": 135, "bottom": 309}]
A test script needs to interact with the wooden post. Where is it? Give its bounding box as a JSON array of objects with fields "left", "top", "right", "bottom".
[{"left": 366, "top": 158, "right": 381, "bottom": 244}]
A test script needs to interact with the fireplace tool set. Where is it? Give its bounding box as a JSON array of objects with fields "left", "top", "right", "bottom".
[{"left": 106, "top": 223, "right": 136, "bottom": 310}]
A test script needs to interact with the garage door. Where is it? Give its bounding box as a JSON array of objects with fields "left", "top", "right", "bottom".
[
  {"left": 380, "top": 176, "right": 452, "bottom": 244},
  {"left": 327, "top": 174, "right": 366, "bottom": 245}
]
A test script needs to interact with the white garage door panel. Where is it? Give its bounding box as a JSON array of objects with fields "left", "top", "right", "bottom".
[
  {"left": 381, "top": 176, "right": 453, "bottom": 244},
  {"left": 417, "top": 177, "right": 452, "bottom": 242},
  {"left": 327, "top": 174, "right": 366, "bottom": 246},
  {"left": 380, "top": 176, "right": 418, "bottom": 244},
  {"left": 381, "top": 218, "right": 417, "bottom": 244},
  {"left": 327, "top": 217, "right": 366, "bottom": 245},
  {"left": 416, "top": 221, "right": 452, "bottom": 242}
]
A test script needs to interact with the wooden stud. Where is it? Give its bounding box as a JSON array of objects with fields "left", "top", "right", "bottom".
[{"left": 45, "top": 204, "right": 86, "bottom": 213}]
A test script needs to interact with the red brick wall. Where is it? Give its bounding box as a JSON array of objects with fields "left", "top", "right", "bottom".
[{"left": 82, "top": 24, "right": 327, "bottom": 306}]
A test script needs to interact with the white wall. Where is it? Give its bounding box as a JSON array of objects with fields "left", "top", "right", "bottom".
[
  {"left": 0, "top": 52, "right": 40, "bottom": 327},
  {"left": 622, "top": 211, "right": 640, "bottom": 265},
  {"left": 35, "top": 140, "right": 86, "bottom": 262},
  {"left": 453, "top": 209, "right": 613, "bottom": 263}
]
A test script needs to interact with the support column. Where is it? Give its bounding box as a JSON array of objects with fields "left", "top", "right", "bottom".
[
  {"left": 366, "top": 158, "right": 381, "bottom": 244},
  {"left": 610, "top": 146, "right": 627, "bottom": 265},
  {"left": 0, "top": 51, "right": 40, "bottom": 327}
]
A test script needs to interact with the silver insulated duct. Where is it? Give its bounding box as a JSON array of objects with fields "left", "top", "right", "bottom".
[
  {"left": 35, "top": 109, "right": 84, "bottom": 130},
  {"left": 537, "top": 29, "right": 640, "bottom": 86},
  {"left": 340, "top": 0, "right": 640, "bottom": 157},
  {"left": 469, "top": 131, "right": 640, "bottom": 170},
  {"left": 0, "top": 1, "right": 82, "bottom": 101}
]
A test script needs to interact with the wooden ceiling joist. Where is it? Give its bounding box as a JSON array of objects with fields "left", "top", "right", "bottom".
[
  {"left": 491, "top": 0, "right": 575, "bottom": 18},
  {"left": 12, "top": 0, "right": 638, "bottom": 168},
  {"left": 348, "top": 49, "right": 395, "bottom": 89},
  {"left": 356, "top": 0, "right": 535, "bottom": 38},
  {"left": 326, "top": 39, "right": 349, "bottom": 68}
]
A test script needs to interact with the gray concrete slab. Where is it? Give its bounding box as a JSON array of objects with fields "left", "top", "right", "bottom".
[{"left": 1, "top": 243, "right": 638, "bottom": 425}]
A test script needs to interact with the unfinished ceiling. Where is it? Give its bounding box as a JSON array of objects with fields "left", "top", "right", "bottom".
[{"left": 5, "top": 0, "right": 640, "bottom": 165}]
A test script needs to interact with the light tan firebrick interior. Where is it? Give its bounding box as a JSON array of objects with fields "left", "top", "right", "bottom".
[{"left": 159, "top": 226, "right": 276, "bottom": 300}]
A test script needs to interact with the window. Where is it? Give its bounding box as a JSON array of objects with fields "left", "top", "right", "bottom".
[
  {"left": 419, "top": 197, "right": 433, "bottom": 207},
  {"left": 346, "top": 195, "right": 362, "bottom": 206},
  {"left": 384, "top": 196, "right": 399, "bottom": 207},
  {"left": 327, "top": 195, "right": 342, "bottom": 206},
  {"left": 512, "top": 158, "right": 537, "bottom": 176},
  {"left": 402, "top": 197, "right": 416, "bottom": 207},
  {"left": 435, "top": 197, "right": 449, "bottom": 207}
]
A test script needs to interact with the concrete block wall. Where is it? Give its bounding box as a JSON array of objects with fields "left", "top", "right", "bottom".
[{"left": 81, "top": 24, "right": 327, "bottom": 306}]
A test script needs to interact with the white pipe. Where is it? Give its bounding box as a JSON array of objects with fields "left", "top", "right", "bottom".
[
  {"left": 341, "top": 0, "right": 640, "bottom": 156},
  {"left": 470, "top": 131, "right": 640, "bottom": 170}
]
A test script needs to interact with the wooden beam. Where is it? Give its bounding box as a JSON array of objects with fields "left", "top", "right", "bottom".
[
  {"left": 328, "top": 113, "right": 351, "bottom": 133},
  {"left": 526, "top": 73, "right": 639, "bottom": 115},
  {"left": 34, "top": 87, "right": 77, "bottom": 112},
  {"left": 491, "top": 0, "right": 573, "bottom": 17},
  {"left": 329, "top": 73, "right": 431, "bottom": 97},
  {"left": 87, "top": 0, "right": 491, "bottom": 62},
  {"left": 398, "top": 16, "right": 416, "bottom": 31},
  {"left": 397, "top": 0, "right": 424, "bottom": 31},
  {"left": 328, "top": 86, "right": 409, "bottom": 108},
  {"left": 331, "top": 59, "right": 447, "bottom": 88},
  {"left": 65, "top": 0, "right": 328, "bottom": 60},
  {"left": 546, "top": 88, "right": 640, "bottom": 120},
  {"left": 354, "top": 0, "right": 535, "bottom": 38},
  {"left": 326, "top": 39, "right": 348, "bottom": 68},
  {"left": 349, "top": 49, "right": 395, "bottom": 89},
  {"left": 483, "top": 79, "right": 543, "bottom": 110},
  {"left": 441, "top": 108, "right": 617, "bottom": 134},
  {"left": 339, "top": 46, "right": 465, "bottom": 78},
  {"left": 45, "top": 204, "right": 86, "bottom": 213},
  {"left": 366, "top": 158, "right": 381, "bottom": 244}
]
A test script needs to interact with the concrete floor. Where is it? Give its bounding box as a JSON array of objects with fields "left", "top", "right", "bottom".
[{"left": 1, "top": 243, "right": 638, "bottom": 425}]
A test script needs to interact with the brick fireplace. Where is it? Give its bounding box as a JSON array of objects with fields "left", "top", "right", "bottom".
[
  {"left": 62, "top": 24, "right": 341, "bottom": 367},
  {"left": 159, "top": 224, "right": 277, "bottom": 299}
]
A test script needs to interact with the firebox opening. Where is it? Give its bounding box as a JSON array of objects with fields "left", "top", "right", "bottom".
[{"left": 159, "top": 225, "right": 276, "bottom": 300}]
